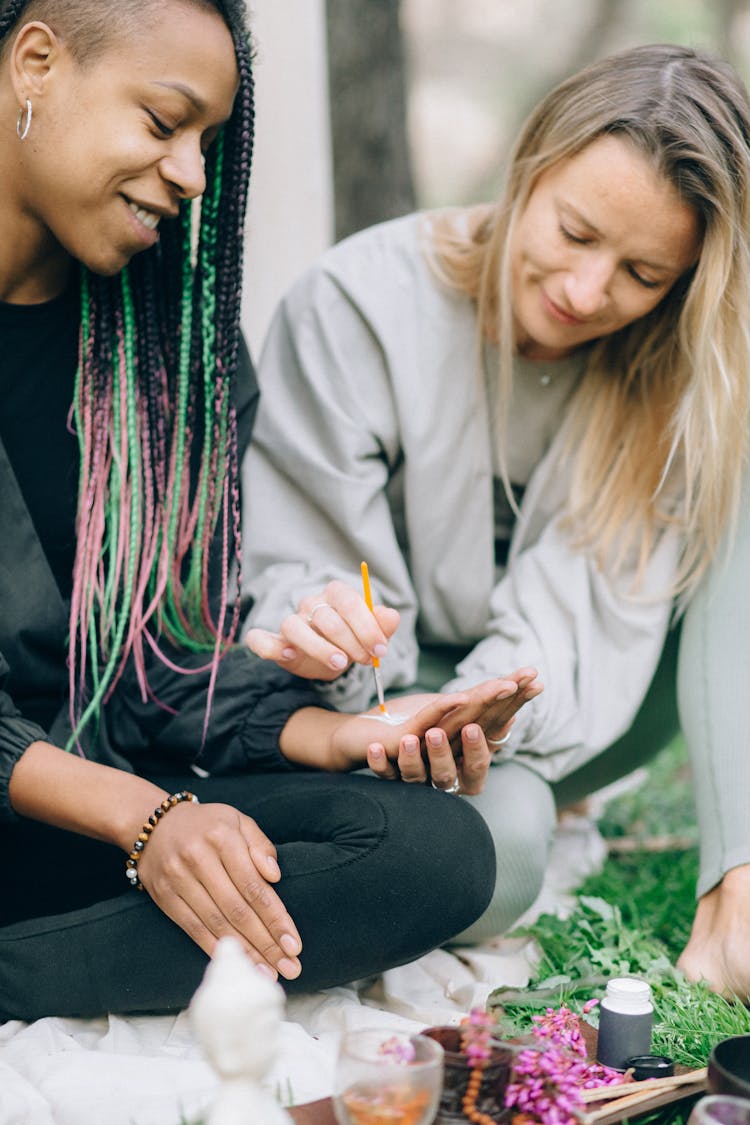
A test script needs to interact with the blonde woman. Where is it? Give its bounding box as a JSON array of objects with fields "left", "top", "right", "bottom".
[{"left": 244, "top": 45, "right": 750, "bottom": 955}]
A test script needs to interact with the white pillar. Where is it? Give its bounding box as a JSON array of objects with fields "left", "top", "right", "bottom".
[{"left": 241, "top": 0, "right": 334, "bottom": 359}]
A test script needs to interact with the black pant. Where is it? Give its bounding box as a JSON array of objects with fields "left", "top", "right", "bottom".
[{"left": 0, "top": 772, "right": 494, "bottom": 1021}]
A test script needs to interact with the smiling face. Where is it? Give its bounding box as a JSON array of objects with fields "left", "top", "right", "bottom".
[
  {"left": 509, "top": 134, "right": 703, "bottom": 361},
  {"left": 11, "top": 0, "right": 238, "bottom": 281}
]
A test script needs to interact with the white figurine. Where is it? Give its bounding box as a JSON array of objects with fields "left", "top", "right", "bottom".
[{"left": 189, "top": 936, "right": 293, "bottom": 1125}]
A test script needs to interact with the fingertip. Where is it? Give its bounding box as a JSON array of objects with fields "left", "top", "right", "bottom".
[
  {"left": 464, "top": 724, "right": 480, "bottom": 742},
  {"left": 255, "top": 962, "right": 279, "bottom": 982},
  {"left": 263, "top": 854, "right": 281, "bottom": 881},
  {"left": 245, "top": 628, "right": 263, "bottom": 655},
  {"left": 278, "top": 957, "right": 302, "bottom": 980},
  {"left": 280, "top": 932, "right": 302, "bottom": 956},
  {"left": 495, "top": 680, "right": 518, "bottom": 699},
  {"left": 281, "top": 647, "right": 297, "bottom": 660}
]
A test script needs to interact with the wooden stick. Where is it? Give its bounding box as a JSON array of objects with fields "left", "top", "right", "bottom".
[
  {"left": 581, "top": 1068, "right": 707, "bottom": 1122},
  {"left": 579, "top": 1068, "right": 707, "bottom": 1104}
]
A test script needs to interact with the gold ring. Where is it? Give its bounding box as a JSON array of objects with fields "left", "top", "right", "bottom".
[{"left": 305, "top": 601, "right": 330, "bottom": 625}]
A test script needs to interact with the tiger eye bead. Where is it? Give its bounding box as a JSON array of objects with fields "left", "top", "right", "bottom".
[{"left": 125, "top": 793, "right": 198, "bottom": 892}]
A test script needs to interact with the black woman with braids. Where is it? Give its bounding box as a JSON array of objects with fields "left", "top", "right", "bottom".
[{"left": 0, "top": 0, "right": 542, "bottom": 1020}]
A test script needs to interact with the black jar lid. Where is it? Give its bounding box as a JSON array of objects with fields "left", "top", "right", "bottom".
[{"left": 624, "top": 1054, "right": 675, "bottom": 1080}]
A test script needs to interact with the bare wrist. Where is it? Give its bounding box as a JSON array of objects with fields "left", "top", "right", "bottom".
[{"left": 279, "top": 708, "right": 361, "bottom": 771}]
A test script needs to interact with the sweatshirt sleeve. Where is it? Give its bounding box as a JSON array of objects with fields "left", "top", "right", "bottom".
[
  {"left": 442, "top": 441, "right": 682, "bottom": 783},
  {"left": 240, "top": 263, "right": 421, "bottom": 712},
  {"left": 0, "top": 652, "right": 49, "bottom": 822}
]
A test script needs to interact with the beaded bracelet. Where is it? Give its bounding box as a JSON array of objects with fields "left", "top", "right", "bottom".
[{"left": 125, "top": 790, "right": 199, "bottom": 891}]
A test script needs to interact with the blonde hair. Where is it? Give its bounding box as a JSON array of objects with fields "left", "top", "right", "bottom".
[{"left": 431, "top": 44, "right": 750, "bottom": 598}]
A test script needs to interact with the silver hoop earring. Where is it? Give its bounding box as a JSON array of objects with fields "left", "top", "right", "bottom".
[{"left": 16, "top": 98, "right": 32, "bottom": 142}]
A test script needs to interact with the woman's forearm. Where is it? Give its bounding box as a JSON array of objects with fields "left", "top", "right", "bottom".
[
  {"left": 278, "top": 709, "right": 361, "bottom": 771},
  {"left": 8, "top": 741, "right": 170, "bottom": 851}
]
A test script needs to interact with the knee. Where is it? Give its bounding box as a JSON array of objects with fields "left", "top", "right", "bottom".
[
  {"left": 385, "top": 787, "right": 497, "bottom": 939},
  {"left": 453, "top": 763, "right": 557, "bottom": 944},
  {"left": 454, "top": 843, "right": 547, "bottom": 945}
]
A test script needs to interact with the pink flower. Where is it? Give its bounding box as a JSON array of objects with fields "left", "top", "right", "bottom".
[
  {"left": 377, "top": 1035, "right": 416, "bottom": 1064},
  {"left": 504, "top": 1003, "right": 630, "bottom": 1125},
  {"left": 461, "top": 1007, "right": 494, "bottom": 1063}
]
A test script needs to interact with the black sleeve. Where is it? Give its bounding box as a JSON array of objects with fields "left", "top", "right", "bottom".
[
  {"left": 102, "top": 643, "right": 333, "bottom": 776},
  {"left": 0, "top": 652, "right": 49, "bottom": 822}
]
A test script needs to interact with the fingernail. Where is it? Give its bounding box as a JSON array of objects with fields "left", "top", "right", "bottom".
[
  {"left": 255, "top": 963, "right": 278, "bottom": 981},
  {"left": 427, "top": 730, "right": 442, "bottom": 748},
  {"left": 279, "top": 957, "right": 301, "bottom": 979},
  {"left": 373, "top": 643, "right": 387, "bottom": 657},
  {"left": 496, "top": 686, "right": 517, "bottom": 700},
  {"left": 465, "top": 724, "right": 479, "bottom": 742},
  {"left": 265, "top": 857, "right": 281, "bottom": 879},
  {"left": 330, "top": 653, "right": 348, "bottom": 669},
  {"left": 403, "top": 736, "right": 419, "bottom": 754},
  {"left": 281, "top": 932, "right": 301, "bottom": 955},
  {"left": 369, "top": 745, "right": 384, "bottom": 759},
  {"left": 281, "top": 648, "right": 297, "bottom": 660}
]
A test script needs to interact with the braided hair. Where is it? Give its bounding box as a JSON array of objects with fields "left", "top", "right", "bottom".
[{"left": 1, "top": 0, "right": 255, "bottom": 748}]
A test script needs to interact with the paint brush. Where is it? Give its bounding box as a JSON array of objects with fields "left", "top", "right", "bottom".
[{"left": 360, "top": 560, "right": 387, "bottom": 714}]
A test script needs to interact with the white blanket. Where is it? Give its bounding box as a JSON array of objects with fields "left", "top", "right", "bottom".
[{"left": 0, "top": 813, "right": 605, "bottom": 1125}]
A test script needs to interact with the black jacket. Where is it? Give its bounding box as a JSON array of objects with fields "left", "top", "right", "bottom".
[{"left": 0, "top": 340, "right": 324, "bottom": 821}]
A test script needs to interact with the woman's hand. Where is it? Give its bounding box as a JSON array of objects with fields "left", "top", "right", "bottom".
[
  {"left": 137, "top": 799, "right": 303, "bottom": 983},
  {"left": 246, "top": 579, "right": 399, "bottom": 680},
  {"left": 8, "top": 741, "right": 302, "bottom": 983},
  {"left": 368, "top": 724, "right": 493, "bottom": 796},
  {"left": 437, "top": 666, "right": 543, "bottom": 749},
  {"left": 332, "top": 668, "right": 542, "bottom": 795}
]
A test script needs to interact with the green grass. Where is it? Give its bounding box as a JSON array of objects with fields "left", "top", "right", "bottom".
[
  {"left": 582, "top": 736, "right": 699, "bottom": 960},
  {"left": 488, "top": 739, "right": 750, "bottom": 1123},
  {"left": 594, "top": 737, "right": 697, "bottom": 842}
]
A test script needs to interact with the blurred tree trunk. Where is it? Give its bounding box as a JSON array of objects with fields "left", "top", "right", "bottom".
[
  {"left": 326, "top": 0, "right": 416, "bottom": 241},
  {"left": 510, "top": 0, "right": 628, "bottom": 135},
  {"left": 716, "top": 0, "right": 743, "bottom": 62}
]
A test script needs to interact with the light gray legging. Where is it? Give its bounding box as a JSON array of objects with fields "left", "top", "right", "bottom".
[
  {"left": 417, "top": 493, "right": 750, "bottom": 943},
  {"left": 677, "top": 484, "right": 750, "bottom": 898}
]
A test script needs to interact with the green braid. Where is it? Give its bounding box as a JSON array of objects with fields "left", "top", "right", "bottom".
[{"left": 68, "top": 272, "right": 142, "bottom": 747}]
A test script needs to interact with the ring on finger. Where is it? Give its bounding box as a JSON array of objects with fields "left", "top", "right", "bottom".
[
  {"left": 486, "top": 732, "right": 511, "bottom": 748},
  {"left": 305, "top": 601, "right": 330, "bottom": 625},
  {"left": 431, "top": 777, "right": 461, "bottom": 795}
]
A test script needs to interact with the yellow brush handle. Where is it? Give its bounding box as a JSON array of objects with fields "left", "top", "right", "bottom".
[
  {"left": 360, "top": 561, "right": 380, "bottom": 668},
  {"left": 361, "top": 561, "right": 386, "bottom": 712}
]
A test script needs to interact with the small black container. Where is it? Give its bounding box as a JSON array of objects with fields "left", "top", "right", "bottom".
[
  {"left": 596, "top": 977, "right": 654, "bottom": 1071},
  {"left": 625, "top": 1054, "right": 675, "bottom": 1080}
]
